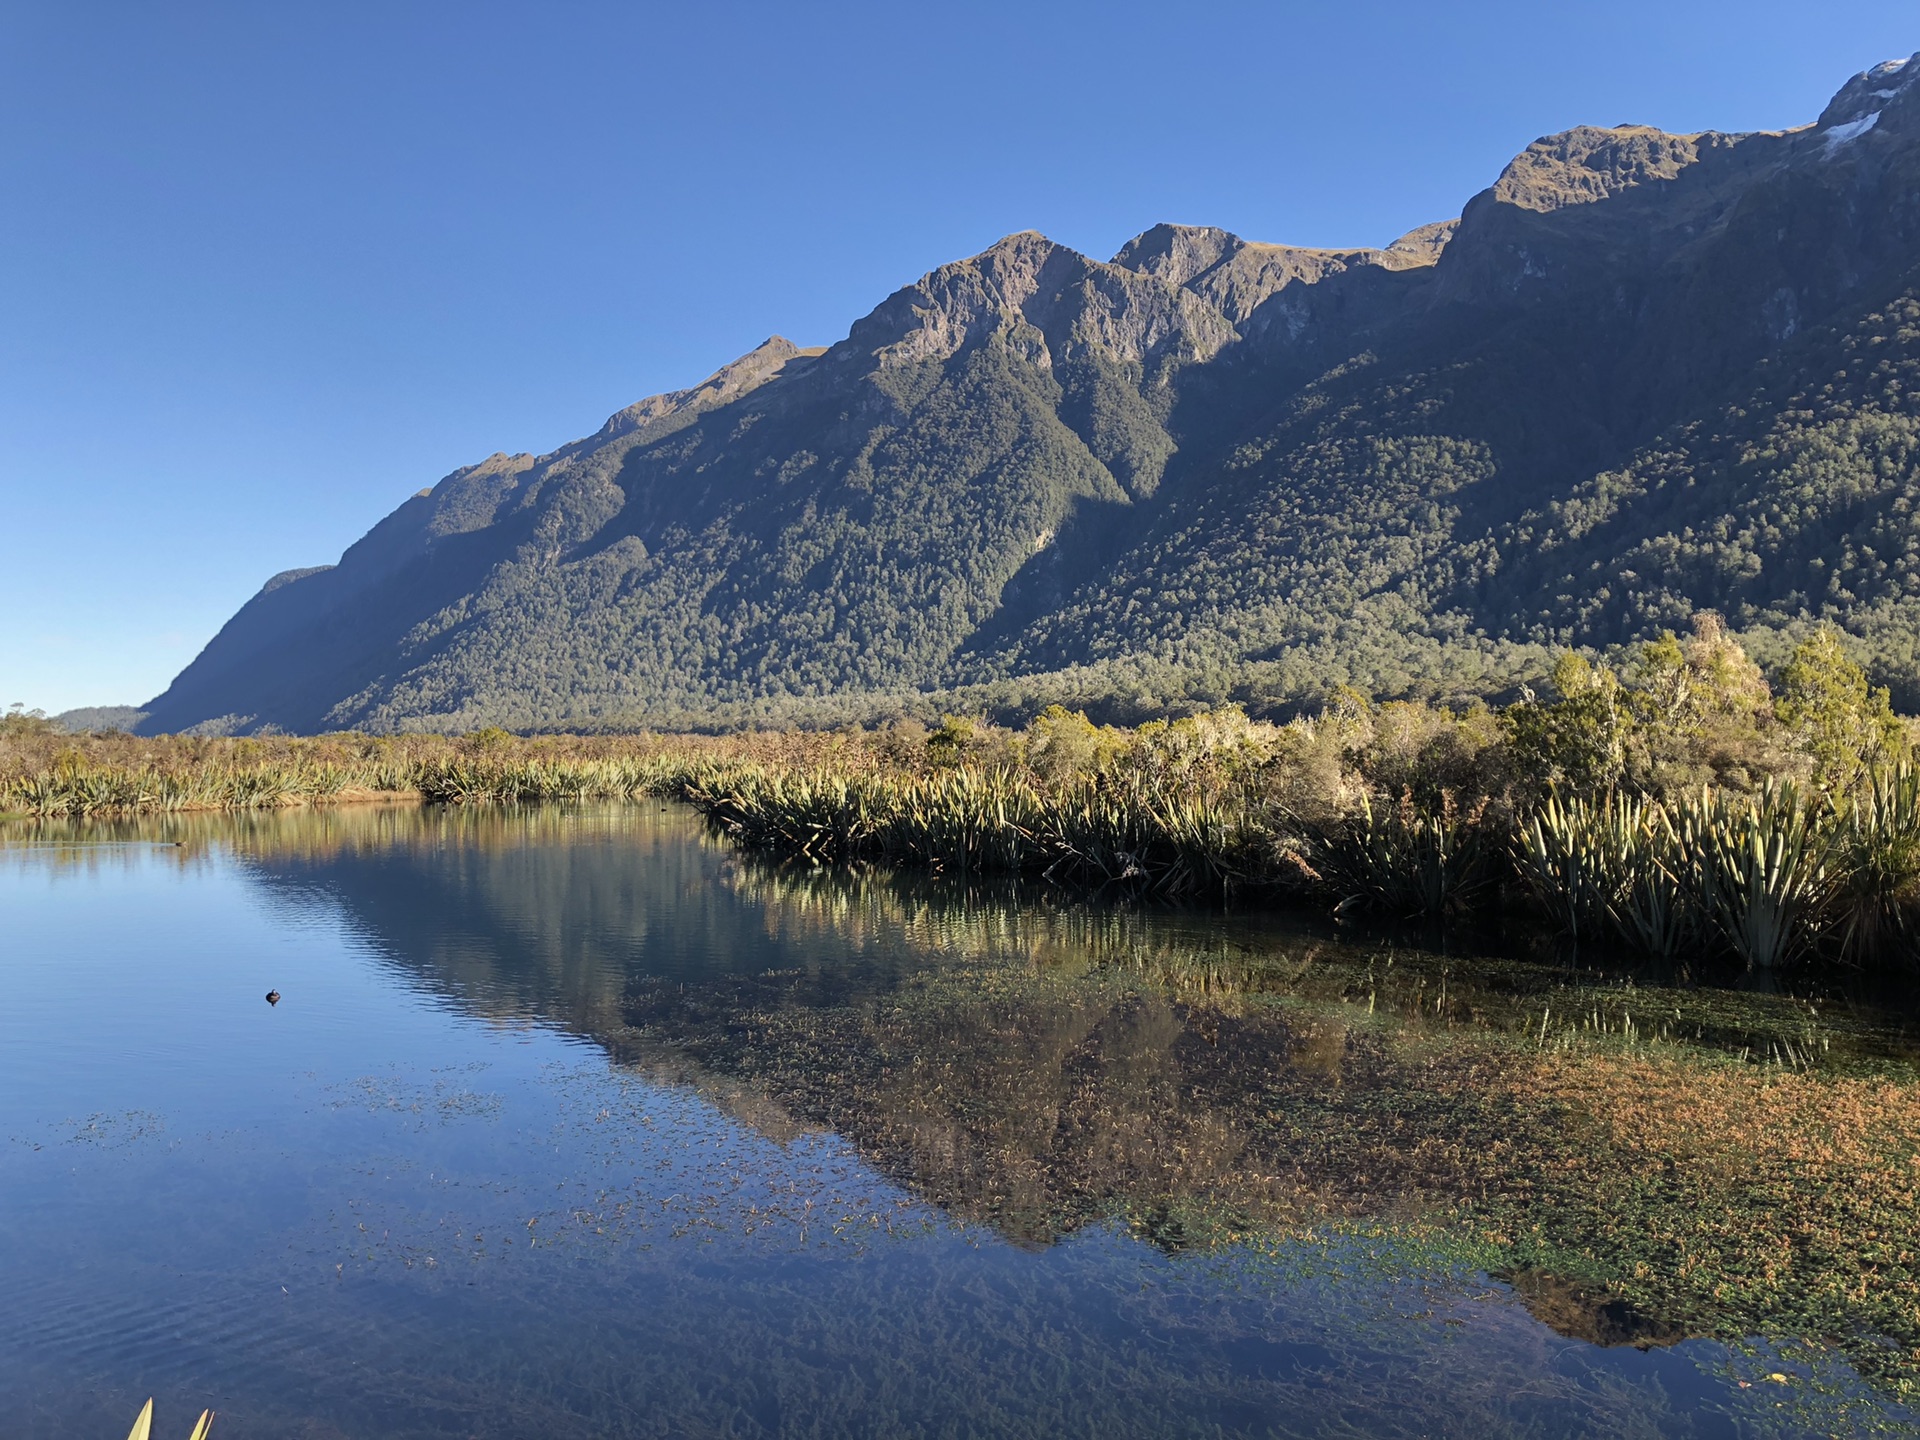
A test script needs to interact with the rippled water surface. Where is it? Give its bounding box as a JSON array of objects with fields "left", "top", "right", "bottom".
[{"left": 4, "top": 803, "right": 1919, "bottom": 1438}]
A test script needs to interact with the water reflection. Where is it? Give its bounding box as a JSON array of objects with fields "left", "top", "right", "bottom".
[
  {"left": 209, "top": 808, "right": 1920, "bottom": 1337},
  {"left": 5, "top": 803, "right": 1920, "bottom": 1437}
]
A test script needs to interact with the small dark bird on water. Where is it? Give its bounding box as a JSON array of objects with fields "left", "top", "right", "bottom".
[{"left": 265, "top": 990, "right": 281, "bottom": 1006}]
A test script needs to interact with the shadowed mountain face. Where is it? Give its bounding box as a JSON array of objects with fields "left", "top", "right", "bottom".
[{"left": 144, "top": 55, "right": 1920, "bottom": 734}]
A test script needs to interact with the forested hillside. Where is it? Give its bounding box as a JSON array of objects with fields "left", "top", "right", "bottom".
[{"left": 140, "top": 54, "right": 1920, "bottom": 734}]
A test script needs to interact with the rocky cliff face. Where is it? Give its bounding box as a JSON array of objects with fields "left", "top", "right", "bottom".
[{"left": 142, "top": 54, "right": 1920, "bottom": 733}]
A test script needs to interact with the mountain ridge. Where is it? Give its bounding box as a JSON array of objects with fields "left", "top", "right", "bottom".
[{"left": 141, "top": 54, "right": 1920, "bottom": 734}]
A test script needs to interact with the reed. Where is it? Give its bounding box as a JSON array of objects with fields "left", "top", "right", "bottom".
[
  {"left": 1513, "top": 793, "right": 1612, "bottom": 941},
  {"left": 411, "top": 756, "right": 666, "bottom": 804},
  {"left": 1513, "top": 783, "right": 1848, "bottom": 966},
  {"left": 1705, "top": 781, "right": 1836, "bottom": 969},
  {"left": 5, "top": 762, "right": 323, "bottom": 817},
  {"left": 0, "top": 723, "right": 843, "bottom": 819},
  {"left": 1515, "top": 792, "right": 1696, "bottom": 955}
]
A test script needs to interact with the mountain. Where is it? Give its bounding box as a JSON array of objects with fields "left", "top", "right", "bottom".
[
  {"left": 52, "top": 705, "right": 147, "bottom": 734},
  {"left": 142, "top": 55, "right": 1920, "bottom": 734}
]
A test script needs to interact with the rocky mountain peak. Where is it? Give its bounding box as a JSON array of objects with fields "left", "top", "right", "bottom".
[
  {"left": 1488, "top": 125, "right": 1721, "bottom": 212},
  {"left": 596, "top": 335, "right": 816, "bottom": 442},
  {"left": 1819, "top": 54, "right": 1919, "bottom": 130},
  {"left": 1384, "top": 219, "right": 1457, "bottom": 264},
  {"left": 1111, "top": 222, "right": 1451, "bottom": 327},
  {"left": 1110, "top": 224, "right": 1243, "bottom": 287},
  {"left": 839, "top": 230, "right": 1238, "bottom": 373}
]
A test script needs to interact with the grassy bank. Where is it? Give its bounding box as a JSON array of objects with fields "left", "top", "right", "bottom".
[
  {"left": 12, "top": 619, "right": 1920, "bottom": 966},
  {"left": 0, "top": 720, "right": 840, "bottom": 816}
]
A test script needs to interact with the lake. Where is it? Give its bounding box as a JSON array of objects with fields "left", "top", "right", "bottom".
[{"left": 4, "top": 802, "right": 1919, "bottom": 1438}]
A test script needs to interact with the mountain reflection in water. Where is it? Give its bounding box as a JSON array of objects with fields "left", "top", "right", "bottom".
[{"left": 5, "top": 801, "right": 1919, "bottom": 1438}]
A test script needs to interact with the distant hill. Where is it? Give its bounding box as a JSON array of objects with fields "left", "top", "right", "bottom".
[
  {"left": 54, "top": 706, "right": 148, "bottom": 734},
  {"left": 143, "top": 54, "right": 1920, "bottom": 734}
]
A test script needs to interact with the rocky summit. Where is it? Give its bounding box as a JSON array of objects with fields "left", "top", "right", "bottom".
[{"left": 143, "top": 55, "right": 1920, "bottom": 733}]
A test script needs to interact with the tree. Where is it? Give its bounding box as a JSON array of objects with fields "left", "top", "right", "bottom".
[
  {"left": 1626, "top": 614, "right": 1780, "bottom": 794},
  {"left": 1775, "top": 626, "right": 1906, "bottom": 790},
  {"left": 1024, "top": 705, "right": 1119, "bottom": 785},
  {"left": 1502, "top": 652, "right": 1631, "bottom": 799},
  {"left": 925, "top": 716, "right": 978, "bottom": 769},
  {"left": 2, "top": 703, "right": 52, "bottom": 739}
]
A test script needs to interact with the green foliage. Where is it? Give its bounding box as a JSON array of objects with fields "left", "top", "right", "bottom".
[
  {"left": 1624, "top": 615, "right": 1783, "bottom": 793},
  {"left": 1828, "top": 761, "right": 1920, "bottom": 961},
  {"left": 1708, "top": 782, "right": 1837, "bottom": 970},
  {"left": 2, "top": 704, "right": 54, "bottom": 740},
  {"left": 923, "top": 716, "right": 977, "bottom": 770},
  {"left": 462, "top": 725, "right": 515, "bottom": 754},
  {"left": 1487, "top": 616, "right": 1893, "bottom": 805},
  {"left": 675, "top": 763, "right": 1261, "bottom": 897},
  {"left": 1515, "top": 793, "right": 1656, "bottom": 948},
  {"left": 1357, "top": 699, "right": 1504, "bottom": 812},
  {"left": 1021, "top": 704, "right": 1123, "bottom": 786},
  {"left": 1316, "top": 791, "right": 1494, "bottom": 919},
  {"left": 1502, "top": 653, "right": 1631, "bottom": 799},
  {"left": 1515, "top": 783, "right": 1865, "bottom": 968},
  {"left": 1775, "top": 626, "right": 1906, "bottom": 790}
]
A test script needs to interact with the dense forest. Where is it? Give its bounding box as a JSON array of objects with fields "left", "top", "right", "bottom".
[{"left": 135, "top": 56, "right": 1920, "bottom": 735}]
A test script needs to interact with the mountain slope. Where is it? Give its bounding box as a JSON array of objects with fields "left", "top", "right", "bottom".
[
  {"left": 143, "top": 55, "right": 1920, "bottom": 733},
  {"left": 980, "top": 56, "right": 1920, "bottom": 702}
]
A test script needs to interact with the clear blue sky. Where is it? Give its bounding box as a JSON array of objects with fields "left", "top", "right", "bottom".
[{"left": 4, "top": 1, "right": 1916, "bottom": 714}]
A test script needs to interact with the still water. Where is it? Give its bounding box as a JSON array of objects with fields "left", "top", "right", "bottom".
[{"left": 3, "top": 803, "right": 1918, "bottom": 1438}]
